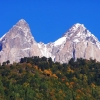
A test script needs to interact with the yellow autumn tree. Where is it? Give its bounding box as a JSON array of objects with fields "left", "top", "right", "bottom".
[
  {"left": 52, "top": 74, "right": 58, "bottom": 79},
  {"left": 43, "top": 69, "right": 52, "bottom": 76}
]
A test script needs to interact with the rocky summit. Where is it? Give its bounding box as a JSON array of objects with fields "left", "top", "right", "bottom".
[
  {"left": 0, "top": 19, "right": 100, "bottom": 64},
  {"left": 0, "top": 19, "right": 41, "bottom": 63}
]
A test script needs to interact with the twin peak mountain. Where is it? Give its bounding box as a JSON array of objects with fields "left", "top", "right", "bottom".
[{"left": 0, "top": 19, "right": 100, "bottom": 64}]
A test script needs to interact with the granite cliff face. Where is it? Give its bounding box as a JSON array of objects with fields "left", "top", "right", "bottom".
[
  {"left": 0, "top": 19, "right": 100, "bottom": 64},
  {"left": 51, "top": 23, "right": 100, "bottom": 63},
  {"left": 0, "top": 19, "right": 41, "bottom": 63}
]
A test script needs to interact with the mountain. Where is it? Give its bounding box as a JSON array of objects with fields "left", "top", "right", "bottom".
[
  {"left": 0, "top": 19, "right": 100, "bottom": 64},
  {"left": 38, "top": 23, "right": 100, "bottom": 63},
  {"left": 51, "top": 23, "right": 100, "bottom": 63},
  {"left": 0, "top": 19, "right": 42, "bottom": 63}
]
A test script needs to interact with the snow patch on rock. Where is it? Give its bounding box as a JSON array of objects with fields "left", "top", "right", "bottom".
[
  {"left": 54, "top": 37, "right": 66, "bottom": 46},
  {"left": 73, "top": 39, "right": 80, "bottom": 43}
]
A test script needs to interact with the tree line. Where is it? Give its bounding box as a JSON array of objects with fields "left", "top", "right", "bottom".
[{"left": 0, "top": 56, "right": 100, "bottom": 99}]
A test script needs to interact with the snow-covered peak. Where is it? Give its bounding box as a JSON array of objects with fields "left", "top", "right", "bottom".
[
  {"left": 62, "top": 23, "right": 100, "bottom": 49},
  {"left": 51, "top": 23, "right": 100, "bottom": 48},
  {"left": 63, "top": 23, "right": 85, "bottom": 36},
  {"left": 70, "top": 23, "right": 84, "bottom": 32},
  {"left": 63, "top": 23, "right": 92, "bottom": 40},
  {"left": 73, "top": 23, "right": 82, "bottom": 29}
]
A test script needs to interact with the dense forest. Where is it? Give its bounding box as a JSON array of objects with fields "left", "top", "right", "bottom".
[{"left": 0, "top": 56, "right": 100, "bottom": 100}]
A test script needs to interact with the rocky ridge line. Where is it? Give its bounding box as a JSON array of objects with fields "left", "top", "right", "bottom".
[{"left": 0, "top": 19, "right": 100, "bottom": 64}]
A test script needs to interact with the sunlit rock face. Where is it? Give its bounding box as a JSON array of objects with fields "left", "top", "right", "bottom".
[
  {"left": 0, "top": 19, "right": 41, "bottom": 63},
  {"left": 52, "top": 23, "right": 100, "bottom": 63}
]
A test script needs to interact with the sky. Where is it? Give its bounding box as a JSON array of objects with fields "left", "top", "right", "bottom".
[{"left": 0, "top": 0, "right": 100, "bottom": 43}]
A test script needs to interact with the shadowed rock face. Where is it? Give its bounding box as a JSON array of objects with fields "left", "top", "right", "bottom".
[{"left": 0, "top": 20, "right": 100, "bottom": 64}]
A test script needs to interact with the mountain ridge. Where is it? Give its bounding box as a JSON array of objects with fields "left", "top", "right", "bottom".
[{"left": 0, "top": 19, "right": 100, "bottom": 64}]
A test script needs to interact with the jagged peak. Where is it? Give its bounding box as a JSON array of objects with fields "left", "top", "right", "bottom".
[
  {"left": 61, "top": 23, "right": 100, "bottom": 49},
  {"left": 15, "top": 19, "right": 29, "bottom": 28},
  {"left": 63, "top": 23, "right": 88, "bottom": 37},
  {"left": 0, "top": 19, "right": 34, "bottom": 42},
  {"left": 70, "top": 23, "right": 85, "bottom": 31},
  {"left": 0, "top": 19, "right": 28, "bottom": 41}
]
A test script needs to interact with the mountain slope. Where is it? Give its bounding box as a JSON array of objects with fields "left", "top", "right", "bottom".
[{"left": 0, "top": 19, "right": 100, "bottom": 64}]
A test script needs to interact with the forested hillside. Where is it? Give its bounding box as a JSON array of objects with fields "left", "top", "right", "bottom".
[{"left": 0, "top": 56, "right": 100, "bottom": 100}]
